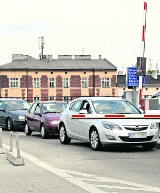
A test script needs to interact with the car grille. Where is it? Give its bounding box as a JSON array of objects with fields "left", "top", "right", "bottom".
[
  {"left": 119, "top": 136, "right": 153, "bottom": 142},
  {"left": 123, "top": 125, "right": 148, "bottom": 131}
]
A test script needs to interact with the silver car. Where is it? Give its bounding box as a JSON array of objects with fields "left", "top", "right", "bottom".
[{"left": 59, "top": 97, "right": 159, "bottom": 151}]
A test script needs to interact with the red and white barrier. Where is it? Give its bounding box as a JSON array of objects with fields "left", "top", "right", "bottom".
[{"left": 71, "top": 114, "right": 160, "bottom": 119}]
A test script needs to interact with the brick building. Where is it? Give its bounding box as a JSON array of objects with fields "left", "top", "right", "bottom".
[{"left": 0, "top": 54, "right": 117, "bottom": 102}]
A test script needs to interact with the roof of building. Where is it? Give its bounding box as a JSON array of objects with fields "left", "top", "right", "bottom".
[
  {"left": 0, "top": 58, "right": 117, "bottom": 71},
  {"left": 117, "top": 75, "right": 160, "bottom": 86}
]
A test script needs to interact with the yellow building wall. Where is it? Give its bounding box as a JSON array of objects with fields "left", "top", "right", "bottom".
[{"left": 0, "top": 69, "right": 117, "bottom": 100}]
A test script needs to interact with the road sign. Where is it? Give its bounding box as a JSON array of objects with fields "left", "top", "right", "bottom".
[{"left": 126, "top": 67, "right": 145, "bottom": 87}]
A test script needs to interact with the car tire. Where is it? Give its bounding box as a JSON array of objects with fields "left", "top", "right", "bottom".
[
  {"left": 7, "top": 118, "right": 14, "bottom": 131},
  {"left": 142, "top": 143, "right": 155, "bottom": 151},
  {"left": 41, "top": 124, "right": 48, "bottom": 139},
  {"left": 24, "top": 122, "right": 32, "bottom": 136},
  {"left": 90, "top": 127, "right": 103, "bottom": 151},
  {"left": 59, "top": 124, "right": 71, "bottom": 144}
]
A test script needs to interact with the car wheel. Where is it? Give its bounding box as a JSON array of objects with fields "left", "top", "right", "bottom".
[
  {"left": 142, "top": 143, "right": 155, "bottom": 151},
  {"left": 24, "top": 122, "right": 32, "bottom": 136},
  {"left": 7, "top": 118, "right": 14, "bottom": 131},
  {"left": 41, "top": 124, "right": 48, "bottom": 139},
  {"left": 59, "top": 124, "right": 71, "bottom": 144},
  {"left": 90, "top": 127, "right": 103, "bottom": 151}
]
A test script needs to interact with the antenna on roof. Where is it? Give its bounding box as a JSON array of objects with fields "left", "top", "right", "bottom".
[{"left": 38, "top": 36, "right": 45, "bottom": 60}]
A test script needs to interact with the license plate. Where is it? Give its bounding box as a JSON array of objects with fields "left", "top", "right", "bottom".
[{"left": 128, "top": 132, "right": 147, "bottom": 138}]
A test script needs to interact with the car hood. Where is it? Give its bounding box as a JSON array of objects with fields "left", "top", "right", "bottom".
[
  {"left": 8, "top": 110, "right": 28, "bottom": 116},
  {"left": 43, "top": 113, "right": 61, "bottom": 120}
]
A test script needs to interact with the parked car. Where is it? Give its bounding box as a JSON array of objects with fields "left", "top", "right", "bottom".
[
  {"left": 0, "top": 99, "right": 30, "bottom": 131},
  {"left": 25, "top": 101, "right": 68, "bottom": 138},
  {"left": 59, "top": 97, "right": 159, "bottom": 151}
]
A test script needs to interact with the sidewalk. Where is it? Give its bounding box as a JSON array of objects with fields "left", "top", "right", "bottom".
[
  {"left": 0, "top": 150, "right": 86, "bottom": 193},
  {"left": 0, "top": 139, "right": 160, "bottom": 193}
]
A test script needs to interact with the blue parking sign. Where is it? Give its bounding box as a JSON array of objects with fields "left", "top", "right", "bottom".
[{"left": 126, "top": 67, "right": 145, "bottom": 87}]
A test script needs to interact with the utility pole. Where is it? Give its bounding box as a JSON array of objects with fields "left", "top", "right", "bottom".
[{"left": 38, "top": 36, "right": 45, "bottom": 59}]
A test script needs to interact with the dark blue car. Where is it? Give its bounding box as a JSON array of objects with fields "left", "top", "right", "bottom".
[{"left": 0, "top": 99, "right": 30, "bottom": 131}]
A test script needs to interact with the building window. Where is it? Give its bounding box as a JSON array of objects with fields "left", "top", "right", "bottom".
[
  {"left": 49, "top": 96, "right": 55, "bottom": 101},
  {"left": 51, "top": 72, "right": 53, "bottom": 74},
  {"left": 64, "top": 96, "right": 69, "bottom": 102},
  {"left": 49, "top": 78, "right": 55, "bottom": 88},
  {"left": 65, "top": 72, "right": 67, "bottom": 74},
  {"left": 84, "top": 72, "right": 86, "bottom": 74},
  {"left": 82, "top": 78, "right": 87, "bottom": 88},
  {"left": 64, "top": 78, "right": 69, "bottom": 88},
  {"left": 34, "top": 78, "right": 39, "bottom": 88},
  {"left": 35, "top": 72, "right": 38, "bottom": 74},
  {"left": 145, "top": 88, "right": 148, "bottom": 90},
  {"left": 105, "top": 72, "right": 107, "bottom": 74},
  {"left": 156, "top": 88, "right": 159, "bottom": 90},
  {"left": 10, "top": 78, "right": 18, "bottom": 88},
  {"left": 34, "top": 97, "right": 39, "bottom": 102},
  {"left": 102, "top": 78, "right": 110, "bottom": 88}
]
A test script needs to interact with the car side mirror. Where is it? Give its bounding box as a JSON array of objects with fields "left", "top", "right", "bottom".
[
  {"left": 35, "top": 112, "right": 42, "bottom": 117},
  {"left": 79, "top": 109, "right": 88, "bottom": 114},
  {"left": 138, "top": 108, "right": 144, "bottom": 114},
  {"left": 0, "top": 108, "right": 5, "bottom": 112}
]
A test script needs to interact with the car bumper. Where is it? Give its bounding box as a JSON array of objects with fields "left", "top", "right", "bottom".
[
  {"left": 99, "top": 128, "right": 159, "bottom": 145},
  {"left": 45, "top": 124, "right": 59, "bottom": 135},
  {"left": 14, "top": 120, "right": 25, "bottom": 130}
]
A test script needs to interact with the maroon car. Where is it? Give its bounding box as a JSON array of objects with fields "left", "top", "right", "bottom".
[{"left": 24, "top": 101, "right": 68, "bottom": 138}]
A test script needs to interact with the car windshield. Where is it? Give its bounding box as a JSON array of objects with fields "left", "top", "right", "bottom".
[
  {"left": 92, "top": 100, "right": 140, "bottom": 114},
  {"left": 42, "top": 102, "right": 68, "bottom": 113},
  {"left": 5, "top": 101, "right": 30, "bottom": 111}
]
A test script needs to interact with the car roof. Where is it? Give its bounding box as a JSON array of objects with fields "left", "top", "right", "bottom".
[
  {"left": 73, "top": 96, "right": 123, "bottom": 102},
  {"left": 32, "top": 101, "right": 68, "bottom": 104}
]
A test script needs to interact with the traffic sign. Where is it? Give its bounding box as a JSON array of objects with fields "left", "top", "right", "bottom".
[{"left": 126, "top": 67, "right": 145, "bottom": 87}]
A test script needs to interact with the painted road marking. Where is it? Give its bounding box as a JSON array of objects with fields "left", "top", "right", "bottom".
[{"left": 3, "top": 143, "right": 160, "bottom": 193}]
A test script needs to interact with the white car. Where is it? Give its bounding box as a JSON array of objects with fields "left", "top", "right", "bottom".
[{"left": 59, "top": 97, "right": 159, "bottom": 151}]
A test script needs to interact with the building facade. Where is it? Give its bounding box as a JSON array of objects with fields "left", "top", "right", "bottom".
[
  {"left": 117, "top": 74, "right": 160, "bottom": 99},
  {"left": 0, "top": 54, "right": 117, "bottom": 102}
]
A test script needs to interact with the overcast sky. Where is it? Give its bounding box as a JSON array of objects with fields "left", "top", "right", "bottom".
[{"left": 0, "top": 0, "right": 160, "bottom": 71}]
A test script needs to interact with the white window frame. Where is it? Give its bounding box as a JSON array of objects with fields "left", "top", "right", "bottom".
[
  {"left": 49, "top": 78, "right": 55, "bottom": 88},
  {"left": 10, "top": 78, "right": 18, "bottom": 88},
  {"left": 64, "top": 78, "right": 69, "bottom": 88},
  {"left": 49, "top": 96, "right": 55, "bottom": 101},
  {"left": 64, "top": 96, "right": 69, "bottom": 102},
  {"left": 82, "top": 78, "right": 87, "bottom": 88},
  {"left": 34, "top": 78, "right": 39, "bottom": 88},
  {"left": 102, "top": 78, "right": 110, "bottom": 88},
  {"left": 34, "top": 97, "right": 40, "bottom": 102}
]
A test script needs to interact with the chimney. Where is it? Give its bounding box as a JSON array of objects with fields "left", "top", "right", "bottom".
[
  {"left": 74, "top": 55, "right": 91, "bottom": 59},
  {"left": 58, "top": 55, "right": 73, "bottom": 59},
  {"left": 99, "top": 55, "right": 102, "bottom": 59},
  {"left": 118, "top": 71, "right": 123, "bottom": 75},
  {"left": 44, "top": 55, "right": 52, "bottom": 62},
  {"left": 12, "top": 54, "right": 34, "bottom": 62}
]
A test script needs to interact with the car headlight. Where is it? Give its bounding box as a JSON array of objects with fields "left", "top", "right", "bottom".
[
  {"left": 19, "top": 115, "right": 25, "bottom": 121},
  {"left": 50, "top": 120, "right": 59, "bottom": 125},
  {"left": 150, "top": 122, "right": 157, "bottom": 129},
  {"left": 102, "top": 121, "right": 122, "bottom": 130}
]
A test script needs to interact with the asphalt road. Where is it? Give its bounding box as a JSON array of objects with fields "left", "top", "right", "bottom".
[{"left": 1, "top": 130, "right": 160, "bottom": 193}]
